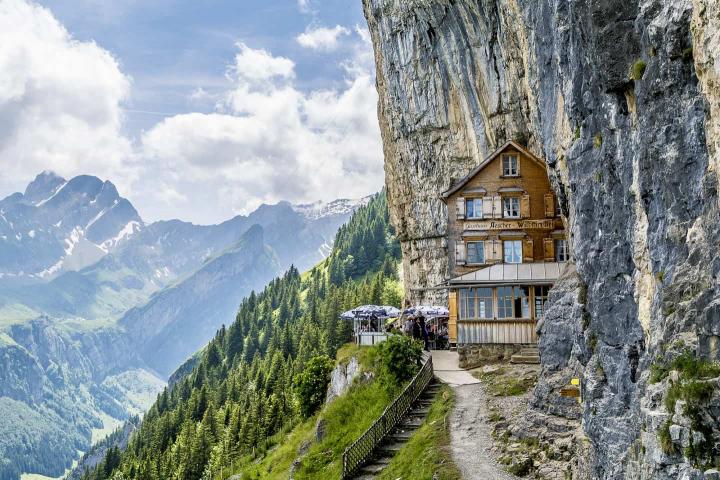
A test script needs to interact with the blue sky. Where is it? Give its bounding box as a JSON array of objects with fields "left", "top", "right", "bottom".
[
  {"left": 39, "top": 0, "right": 369, "bottom": 135},
  {"left": 0, "top": 0, "right": 383, "bottom": 223}
]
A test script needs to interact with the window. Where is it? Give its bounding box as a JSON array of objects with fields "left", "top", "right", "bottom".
[
  {"left": 503, "top": 240, "right": 522, "bottom": 264},
  {"left": 503, "top": 155, "right": 519, "bottom": 176},
  {"left": 459, "top": 288, "right": 494, "bottom": 320},
  {"left": 497, "top": 286, "right": 530, "bottom": 319},
  {"left": 502, "top": 197, "right": 520, "bottom": 218},
  {"left": 534, "top": 286, "right": 550, "bottom": 318},
  {"left": 555, "top": 239, "right": 569, "bottom": 262},
  {"left": 555, "top": 199, "right": 562, "bottom": 217},
  {"left": 466, "top": 241, "right": 485, "bottom": 264},
  {"left": 465, "top": 198, "right": 483, "bottom": 219}
]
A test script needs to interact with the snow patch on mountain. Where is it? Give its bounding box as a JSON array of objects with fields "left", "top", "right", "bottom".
[
  {"left": 292, "top": 196, "right": 371, "bottom": 220},
  {"left": 100, "top": 220, "right": 142, "bottom": 252},
  {"left": 35, "top": 180, "right": 68, "bottom": 207}
]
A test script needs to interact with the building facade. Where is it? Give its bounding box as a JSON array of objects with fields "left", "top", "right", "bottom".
[{"left": 442, "top": 141, "right": 569, "bottom": 348}]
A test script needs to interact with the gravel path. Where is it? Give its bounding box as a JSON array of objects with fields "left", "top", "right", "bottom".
[{"left": 448, "top": 381, "right": 519, "bottom": 480}]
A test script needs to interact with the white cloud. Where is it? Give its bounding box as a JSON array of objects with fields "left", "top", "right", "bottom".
[
  {"left": 296, "top": 25, "right": 350, "bottom": 51},
  {"left": 0, "top": 0, "right": 135, "bottom": 196},
  {"left": 0, "top": 1, "right": 383, "bottom": 225},
  {"left": 232, "top": 42, "right": 294, "bottom": 81},
  {"left": 139, "top": 40, "right": 383, "bottom": 222}
]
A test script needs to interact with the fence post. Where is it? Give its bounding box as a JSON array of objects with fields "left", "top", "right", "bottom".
[{"left": 340, "top": 354, "right": 434, "bottom": 478}]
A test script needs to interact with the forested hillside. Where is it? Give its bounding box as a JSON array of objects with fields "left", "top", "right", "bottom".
[{"left": 80, "top": 192, "right": 401, "bottom": 480}]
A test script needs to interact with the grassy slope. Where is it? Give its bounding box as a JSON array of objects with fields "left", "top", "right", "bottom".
[
  {"left": 226, "top": 343, "right": 395, "bottom": 479},
  {"left": 230, "top": 345, "right": 461, "bottom": 480},
  {"left": 378, "top": 384, "right": 461, "bottom": 480}
]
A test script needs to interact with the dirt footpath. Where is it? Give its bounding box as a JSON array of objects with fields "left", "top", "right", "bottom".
[
  {"left": 450, "top": 382, "right": 519, "bottom": 480},
  {"left": 431, "top": 351, "right": 518, "bottom": 480}
]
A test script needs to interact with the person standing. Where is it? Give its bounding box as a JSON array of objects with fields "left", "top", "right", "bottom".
[
  {"left": 418, "top": 315, "right": 430, "bottom": 351},
  {"left": 404, "top": 316, "right": 414, "bottom": 337},
  {"left": 412, "top": 318, "right": 422, "bottom": 340}
]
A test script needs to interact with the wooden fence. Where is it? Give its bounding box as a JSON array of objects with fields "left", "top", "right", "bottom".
[{"left": 341, "top": 354, "right": 434, "bottom": 478}]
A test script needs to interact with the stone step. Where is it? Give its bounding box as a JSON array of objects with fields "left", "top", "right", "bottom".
[
  {"left": 378, "top": 442, "right": 406, "bottom": 454},
  {"left": 348, "top": 378, "right": 440, "bottom": 478},
  {"left": 398, "top": 416, "right": 425, "bottom": 428},
  {"left": 407, "top": 407, "right": 430, "bottom": 417},
  {"left": 359, "top": 458, "right": 391, "bottom": 474},
  {"left": 510, "top": 354, "right": 540, "bottom": 364},
  {"left": 388, "top": 430, "right": 415, "bottom": 442}
]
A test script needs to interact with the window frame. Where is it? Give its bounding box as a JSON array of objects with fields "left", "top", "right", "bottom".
[
  {"left": 503, "top": 239, "right": 523, "bottom": 264},
  {"left": 466, "top": 241, "right": 485, "bottom": 265},
  {"left": 465, "top": 197, "right": 484, "bottom": 219},
  {"left": 458, "top": 287, "right": 494, "bottom": 320},
  {"left": 555, "top": 239, "right": 569, "bottom": 262},
  {"left": 502, "top": 196, "right": 521, "bottom": 219},
  {"left": 502, "top": 154, "right": 519, "bottom": 177},
  {"left": 496, "top": 286, "right": 530, "bottom": 319},
  {"left": 534, "top": 286, "right": 550, "bottom": 319}
]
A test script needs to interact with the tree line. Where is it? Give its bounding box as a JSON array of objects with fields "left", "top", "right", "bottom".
[{"left": 80, "top": 191, "right": 401, "bottom": 480}]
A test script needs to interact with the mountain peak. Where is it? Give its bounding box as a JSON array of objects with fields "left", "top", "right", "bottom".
[
  {"left": 23, "top": 171, "right": 67, "bottom": 204},
  {"left": 292, "top": 196, "right": 372, "bottom": 220}
]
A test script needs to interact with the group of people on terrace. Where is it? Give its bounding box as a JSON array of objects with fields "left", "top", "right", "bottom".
[{"left": 350, "top": 302, "right": 450, "bottom": 350}]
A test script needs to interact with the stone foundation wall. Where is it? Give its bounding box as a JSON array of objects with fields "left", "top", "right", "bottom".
[{"left": 457, "top": 343, "right": 526, "bottom": 369}]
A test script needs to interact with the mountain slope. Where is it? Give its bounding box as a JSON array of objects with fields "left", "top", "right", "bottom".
[
  {"left": 120, "top": 225, "right": 282, "bottom": 376},
  {"left": 79, "top": 191, "right": 402, "bottom": 480},
  {"left": 0, "top": 172, "right": 368, "bottom": 480}
]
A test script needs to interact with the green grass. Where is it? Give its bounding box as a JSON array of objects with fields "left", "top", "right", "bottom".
[
  {"left": 653, "top": 351, "right": 720, "bottom": 464},
  {"left": 472, "top": 367, "right": 537, "bottom": 396},
  {"left": 649, "top": 351, "right": 720, "bottom": 385},
  {"left": 294, "top": 376, "right": 399, "bottom": 478},
  {"left": 230, "top": 342, "right": 400, "bottom": 479},
  {"left": 230, "top": 418, "right": 317, "bottom": 479},
  {"left": 658, "top": 420, "right": 675, "bottom": 454},
  {"left": 377, "top": 385, "right": 461, "bottom": 480}
]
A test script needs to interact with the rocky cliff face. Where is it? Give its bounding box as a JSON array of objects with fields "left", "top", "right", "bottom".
[{"left": 364, "top": 0, "right": 720, "bottom": 478}]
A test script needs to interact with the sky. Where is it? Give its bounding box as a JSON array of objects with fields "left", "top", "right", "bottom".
[{"left": 0, "top": 0, "right": 384, "bottom": 224}]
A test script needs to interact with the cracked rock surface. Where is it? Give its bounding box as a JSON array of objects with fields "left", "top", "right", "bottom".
[{"left": 363, "top": 0, "right": 720, "bottom": 477}]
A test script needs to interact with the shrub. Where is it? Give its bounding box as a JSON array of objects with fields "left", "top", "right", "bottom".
[
  {"left": 295, "top": 355, "right": 335, "bottom": 418},
  {"left": 664, "top": 382, "right": 682, "bottom": 413},
  {"left": 594, "top": 133, "right": 603, "bottom": 149},
  {"left": 378, "top": 334, "right": 423, "bottom": 384},
  {"left": 630, "top": 59, "right": 647, "bottom": 80},
  {"left": 658, "top": 420, "right": 675, "bottom": 454}
]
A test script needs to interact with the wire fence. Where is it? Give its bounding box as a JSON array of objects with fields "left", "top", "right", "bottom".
[{"left": 341, "top": 354, "right": 434, "bottom": 478}]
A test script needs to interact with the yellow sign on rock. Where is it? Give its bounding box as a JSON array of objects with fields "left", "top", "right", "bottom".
[{"left": 464, "top": 219, "right": 555, "bottom": 231}]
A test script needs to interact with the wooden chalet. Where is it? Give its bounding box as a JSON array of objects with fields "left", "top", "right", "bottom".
[{"left": 442, "top": 141, "right": 569, "bottom": 347}]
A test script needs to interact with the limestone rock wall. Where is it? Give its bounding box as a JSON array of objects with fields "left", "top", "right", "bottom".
[
  {"left": 364, "top": 0, "right": 720, "bottom": 478},
  {"left": 363, "top": 0, "right": 542, "bottom": 303}
]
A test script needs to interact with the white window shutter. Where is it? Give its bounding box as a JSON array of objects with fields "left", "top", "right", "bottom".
[
  {"left": 494, "top": 239, "right": 502, "bottom": 261},
  {"left": 492, "top": 196, "right": 502, "bottom": 219},
  {"left": 484, "top": 240, "right": 494, "bottom": 262},
  {"left": 482, "top": 196, "right": 493, "bottom": 218},
  {"left": 456, "top": 197, "right": 465, "bottom": 219},
  {"left": 455, "top": 241, "right": 466, "bottom": 265}
]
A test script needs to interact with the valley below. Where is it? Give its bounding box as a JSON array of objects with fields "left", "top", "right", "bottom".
[{"left": 0, "top": 172, "right": 366, "bottom": 479}]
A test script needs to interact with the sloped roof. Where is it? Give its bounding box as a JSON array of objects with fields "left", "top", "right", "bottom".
[
  {"left": 448, "top": 262, "right": 573, "bottom": 285},
  {"left": 441, "top": 141, "right": 546, "bottom": 200}
]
